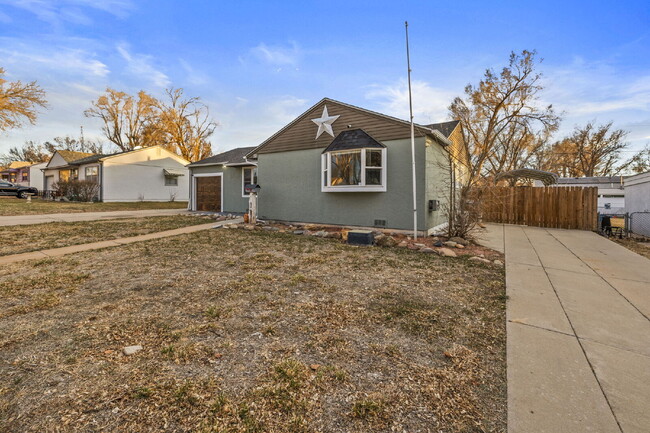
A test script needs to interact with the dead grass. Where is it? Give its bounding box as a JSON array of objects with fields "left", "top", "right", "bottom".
[
  {"left": 0, "top": 215, "right": 212, "bottom": 256},
  {"left": 0, "top": 196, "right": 187, "bottom": 216},
  {"left": 614, "top": 237, "right": 650, "bottom": 260},
  {"left": 0, "top": 228, "right": 506, "bottom": 432}
]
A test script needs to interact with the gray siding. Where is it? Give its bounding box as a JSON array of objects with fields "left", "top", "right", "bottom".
[
  {"left": 424, "top": 137, "right": 451, "bottom": 230},
  {"left": 256, "top": 137, "right": 439, "bottom": 231},
  {"left": 189, "top": 165, "right": 250, "bottom": 213}
]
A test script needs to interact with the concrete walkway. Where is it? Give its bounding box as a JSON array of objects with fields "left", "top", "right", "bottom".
[
  {"left": 0, "top": 219, "right": 242, "bottom": 265},
  {"left": 0, "top": 208, "right": 190, "bottom": 227},
  {"left": 482, "top": 224, "right": 650, "bottom": 433}
]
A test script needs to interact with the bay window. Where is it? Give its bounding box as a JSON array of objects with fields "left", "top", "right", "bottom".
[{"left": 321, "top": 148, "right": 386, "bottom": 192}]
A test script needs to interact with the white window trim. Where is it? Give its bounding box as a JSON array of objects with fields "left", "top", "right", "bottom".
[
  {"left": 191, "top": 173, "right": 224, "bottom": 212},
  {"left": 321, "top": 148, "right": 387, "bottom": 192},
  {"left": 241, "top": 166, "right": 258, "bottom": 198}
]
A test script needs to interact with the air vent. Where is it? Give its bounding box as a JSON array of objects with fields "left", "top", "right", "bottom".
[{"left": 374, "top": 219, "right": 387, "bottom": 227}]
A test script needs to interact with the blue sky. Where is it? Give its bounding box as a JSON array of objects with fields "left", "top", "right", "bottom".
[{"left": 1, "top": 0, "right": 649, "bottom": 156}]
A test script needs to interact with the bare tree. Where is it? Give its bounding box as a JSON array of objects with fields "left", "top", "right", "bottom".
[
  {"left": 0, "top": 67, "right": 47, "bottom": 132},
  {"left": 43, "top": 136, "right": 105, "bottom": 155},
  {"left": 0, "top": 140, "right": 49, "bottom": 164},
  {"left": 84, "top": 88, "right": 159, "bottom": 151},
  {"left": 537, "top": 122, "right": 630, "bottom": 176},
  {"left": 155, "top": 88, "right": 216, "bottom": 162},
  {"left": 449, "top": 50, "right": 560, "bottom": 185}
]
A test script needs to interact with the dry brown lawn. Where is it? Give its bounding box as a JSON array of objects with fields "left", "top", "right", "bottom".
[
  {"left": 0, "top": 228, "right": 506, "bottom": 432},
  {"left": 0, "top": 215, "right": 213, "bottom": 256},
  {"left": 0, "top": 197, "right": 187, "bottom": 216}
]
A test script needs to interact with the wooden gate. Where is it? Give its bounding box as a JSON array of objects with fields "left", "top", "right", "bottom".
[
  {"left": 478, "top": 186, "right": 598, "bottom": 230},
  {"left": 196, "top": 176, "right": 222, "bottom": 212}
]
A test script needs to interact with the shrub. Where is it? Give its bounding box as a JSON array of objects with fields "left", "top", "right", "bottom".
[{"left": 52, "top": 179, "right": 99, "bottom": 202}]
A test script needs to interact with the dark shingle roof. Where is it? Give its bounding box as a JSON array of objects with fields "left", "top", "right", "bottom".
[
  {"left": 322, "top": 129, "right": 385, "bottom": 153},
  {"left": 188, "top": 147, "right": 257, "bottom": 167},
  {"left": 427, "top": 120, "right": 460, "bottom": 138},
  {"left": 69, "top": 153, "right": 112, "bottom": 165}
]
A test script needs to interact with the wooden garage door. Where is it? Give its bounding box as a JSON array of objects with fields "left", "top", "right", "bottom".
[{"left": 196, "top": 176, "right": 221, "bottom": 212}]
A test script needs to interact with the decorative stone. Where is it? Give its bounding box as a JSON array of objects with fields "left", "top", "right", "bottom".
[
  {"left": 123, "top": 345, "right": 143, "bottom": 356},
  {"left": 438, "top": 248, "right": 457, "bottom": 257},
  {"left": 455, "top": 244, "right": 465, "bottom": 249},
  {"left": 469, "top": 256, "right": 491, "bottom": 264},
  {"left": 420, "top": 247, "right": 436, "bottom": 253},
  {"left": 493, "top": 259, "right": 504, "bottom": 266},
  {"left": 397, "top": 241, "right": 408, "bottom": 248},
  {"left": 449, "top": 236, "right": 469, "bottom": 246},
  {"left": 293, "top": 230, "right": 305, "bottom": 235},
  {"left": 376, "top": 235, "right": 398, "bottom": 248},
  {"left": 443, "top": 241, "right": 458, "bottom": 248},
  {"left": 433, "top": 240, "right": 443, "bottom": 247}
]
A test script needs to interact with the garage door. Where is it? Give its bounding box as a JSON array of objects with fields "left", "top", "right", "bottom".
[{"left": 196, "top": 176, "right": 222, "bottom": 212}]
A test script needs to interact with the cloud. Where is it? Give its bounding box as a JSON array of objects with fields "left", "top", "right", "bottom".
[
  {"left": 250, "top": 42, "right": 301, "bottom": 66},
  {"left": 208, "top": 95, "right": 308, "bottom": 153},
  {"left": 116, "top": 43, "right": 170, "bottom": 88},
  {"left": 365, "top": 79, "right": 457, "bottom": 124},
  {"left": 179, "top": 59, "right": 209, "bottom": 86},
  {"left": 0, "top": 39, "right": 109, "bottom": 78},
  {"left": 0, "top": 0, "right": 134, "bottom": 27}
]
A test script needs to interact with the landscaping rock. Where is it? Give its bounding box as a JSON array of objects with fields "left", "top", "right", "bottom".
[
  {"left": 376, "top": 235, "right": 398, "bottom": 248},
  {"left": 397, "top": 241, "right": 408, "bottom": 248},
  {"left": 469, "top": 256, "right": 491, "bottom": 264},
  {"left": 123, "top": 345, "right": 143, "bottom": 356},
  {"left": 314, "top": 231, "right": 329, "bottom": 237},
  {"left": 493, "top": 259, "right": 504, "bottom": 266},
  {"left": 449, "top": 236, "right": 469, "bottom": 246},
  {"left": 438, "top": 248, "right": 457, "bottom": 257},
  {"left": 293, "top": 230, "right": 305, "bottom": 235},
  {"left": 455, "top": 244, "right": 465, "bottom": 249},
  {"left": 443, "top": 241, "right": 458, "bottom": 248},
  {"left": 433, "top": 240, "right": 443, "bottom": 247},
  {"left": 420, "top": 247, "right": 436, "bottom": 254},
  {"left": 414, "top": 243, "right": 426, "bottom": 248}
]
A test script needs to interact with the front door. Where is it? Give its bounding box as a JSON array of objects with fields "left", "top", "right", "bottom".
[{"left": 196, "top": 176, "right": 222, "bottom": 212}]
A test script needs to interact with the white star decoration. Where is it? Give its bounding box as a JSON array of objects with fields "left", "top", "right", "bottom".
[{"left": 311, "top": 105, "right": 340, "bottom": 139}]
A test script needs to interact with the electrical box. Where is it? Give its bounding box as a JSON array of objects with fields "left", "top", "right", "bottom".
[
  {"left": 428, "top": 199, "right": 439, "bottom": 211},
  {"left": 347, "top": 230, "right": 374, "bottom": 246}
]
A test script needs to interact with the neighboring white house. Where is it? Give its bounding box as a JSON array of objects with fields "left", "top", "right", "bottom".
[
  {"left": 28, "top": 162, "right": 47, "bottom": 189},
  {"left": 536, "top": 176, "right": 626, "bottom": 214},
  {"left": 43, "top": 146, "right": 190, "bottom": 202},
  {"left": 624, "top": 171, "right": 650, "bottom": 236}
]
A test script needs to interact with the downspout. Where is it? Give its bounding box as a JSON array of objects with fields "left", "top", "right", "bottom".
[{"left": 99, "top": 163, "right": 104, "bottom": 202}]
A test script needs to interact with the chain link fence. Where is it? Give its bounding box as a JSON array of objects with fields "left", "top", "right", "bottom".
[{"left": 629, "top": 212, "right": 650, "bottom": 238}]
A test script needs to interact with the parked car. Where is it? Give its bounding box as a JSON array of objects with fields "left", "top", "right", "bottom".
[{"left": 0, "top": 181, "right": 38, "bottom": 198}]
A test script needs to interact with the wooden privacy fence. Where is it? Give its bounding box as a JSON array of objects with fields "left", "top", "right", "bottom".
[{"left": 476, "top": 186, "right": 598, "bottom": 231}]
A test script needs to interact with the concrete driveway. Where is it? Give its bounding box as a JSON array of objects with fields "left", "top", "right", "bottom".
[
  {"left": 481, "top": 224, "right": 650, "bottom": 433},
  {"left": 0, "top": 209, "right": 189, "bottom": 227}
]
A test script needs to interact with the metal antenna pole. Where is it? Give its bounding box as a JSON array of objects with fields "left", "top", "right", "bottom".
[{"left": 405, "top": 21, "right": 418, "bottom": 239}]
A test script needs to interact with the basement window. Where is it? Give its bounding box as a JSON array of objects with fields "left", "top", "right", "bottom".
[{"left": 321, "top": 148, "right": 386, "bottom": 192}]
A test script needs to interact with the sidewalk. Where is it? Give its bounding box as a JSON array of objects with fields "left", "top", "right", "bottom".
[
  {"left": 487, "top": 224, "right": 650, "bottom": 433},
  {"left": 0, "top": 218, "right": 242, "bottom": 265},
  {"left": 0, "top": 209, "right": 190, "bottom": 227}
]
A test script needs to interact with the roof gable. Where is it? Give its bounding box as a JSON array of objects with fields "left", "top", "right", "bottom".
[
  {"left": 248, "top": 98, "right": 438, "bottom": 156},
  {"left": 188, "top": 146, "right": 257, "bottom": 167},
  {"left": 322, "top": 129, "right": 385, "bottom": 153}
]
